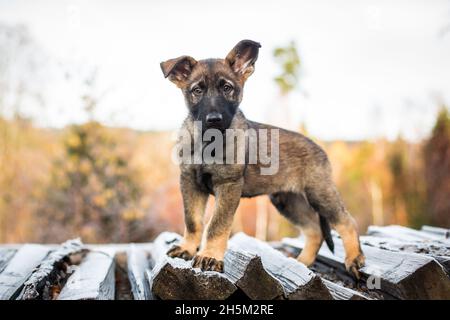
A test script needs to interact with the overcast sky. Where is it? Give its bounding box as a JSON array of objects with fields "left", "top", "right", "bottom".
[{"left": 0, "top": 0, "right": 449, "bottom": 141}]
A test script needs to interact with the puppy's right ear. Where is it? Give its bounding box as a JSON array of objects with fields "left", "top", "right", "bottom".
[{"left": 160, "top": 56, "right": 197, "bottom": 87}]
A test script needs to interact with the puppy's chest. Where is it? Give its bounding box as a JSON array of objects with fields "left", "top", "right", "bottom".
[
  {"left": 194, "top": 167, "right": 214, "bottom": 195},
  {"left": 186, "top": 164, "right": 244, "bottom": 195}
]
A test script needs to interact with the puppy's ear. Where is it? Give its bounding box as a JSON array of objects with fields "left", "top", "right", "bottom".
[
  {"left": 160, "top": 56, "right": 197, "bottom": 87},
  {"left": 225, "top": 40, "right": 261, "bottom": 81}
]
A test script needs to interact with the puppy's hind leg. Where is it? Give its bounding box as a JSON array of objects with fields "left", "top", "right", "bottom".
[
  {"left": 305, "top": 181, "right": 365, "bottom": 279},
  {"left": 270, "top": 192, "right": 324, "bottom": 267}
]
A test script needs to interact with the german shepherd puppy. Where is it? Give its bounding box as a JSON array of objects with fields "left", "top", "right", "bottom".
[{"left": 160, "top": 40, "right": 365, "bottom": 278}]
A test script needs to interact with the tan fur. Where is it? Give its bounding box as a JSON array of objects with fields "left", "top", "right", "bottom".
[
  {"left": 334, "top": 216, "right": 366, "bottom": 277},
  {"left": 297, "top": 227, "right": 324, "bottom": 267}
]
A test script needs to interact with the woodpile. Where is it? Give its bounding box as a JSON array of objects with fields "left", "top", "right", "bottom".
[{"left": 0, "top": 225, "right": 449, "bottom": 300}]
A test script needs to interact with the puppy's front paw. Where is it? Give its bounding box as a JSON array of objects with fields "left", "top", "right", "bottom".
[
  {"left": 167, "top": 245, "right": 195, "bottom": 261},
  {"left": 345, "top": 252, "right": 366, "bottom": 280},
  {"left": 192, "top": 254, "right": 224, "bottom": 272}
]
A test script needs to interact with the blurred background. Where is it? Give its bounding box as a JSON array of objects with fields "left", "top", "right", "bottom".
[{"left": 0, "top": 0, "right": 449, "bottom": 243}]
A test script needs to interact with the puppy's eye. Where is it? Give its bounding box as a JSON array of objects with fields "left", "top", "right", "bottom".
[
  {"left": 192, "top": 86, "right": 203, "bottom": 96},
  {"left": 223, "top": 83, "right": 233, "bottom": 93}
]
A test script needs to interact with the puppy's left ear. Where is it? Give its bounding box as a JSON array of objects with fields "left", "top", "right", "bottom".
[
  {"left": 160, "top": 55, "right": 197, "bottom": 87},
  {"left": 225, "top": 40, "right": 261, "bottom": 81}
]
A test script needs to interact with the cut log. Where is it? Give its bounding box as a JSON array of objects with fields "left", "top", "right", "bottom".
[
  {"left": 224, "top": 247, "right": 284, "bottom": 300},
  {"left": 57, "top": 248, "right": 115, "bottom": 300},
  {"left": 0, "top": 249, "right": 17, "bottom": 274},
  {"left": 367, "top": 225, "right": 450, "bottom": 244},
  {"left": 127, "top": 244, "right": 151, "bottom": 300},
  {"left": 421, "top": 226, "right": 450, "bottom": 239},
  {"left": 144, "top": 269, "right": 156, "bottom": 300},
  {"left": 114, "top": 251, "right": 132, "bottom": 300},
  {"left": 361, "top": 235, "right": 450, "bottom": 275},
  {"left": 18, "top": 239, "right": 86, "bottom": 300},
  {"left": 148, "top": 232, "right": 237, "bottom": 300},
  {"left": 271, "top": 243, "right": 370, "bottom": 300},
  {"left": 322, "top": 279, "right": 368, "bottom": 300},
  {"left": 283, "top": 236, "right": 450, "bottom": 300},
  {"left": 0, "top": 245, "right": 51, "bottom": 300},
  {"left": 230, "top": 233, "right": 332, "bottom": 300}
]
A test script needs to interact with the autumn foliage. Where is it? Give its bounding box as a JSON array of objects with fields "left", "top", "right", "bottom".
[{"left": 0, "top": 109, "right": 448, "bottom": 243}]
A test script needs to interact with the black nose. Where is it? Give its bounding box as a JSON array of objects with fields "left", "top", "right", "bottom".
[{"left": 206, "top": 112, "right": 223, "bottom": 125}]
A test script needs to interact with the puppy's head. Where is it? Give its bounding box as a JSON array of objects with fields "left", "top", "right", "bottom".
[{"left": 160, "top": 40, "right": 261, "bottom": 131}]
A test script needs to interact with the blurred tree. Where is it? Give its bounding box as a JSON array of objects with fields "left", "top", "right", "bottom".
[
  {"left": 423, "top": 106, "right": 450, "bottom": 227},
  {"left": 387, "top": 138, "right": 427, "bottom": 227},
  {"left": 0, "top": 23, "right": 161, "bottom": 243},
  {"left": 0, "top": 117, "right": 54, "bottom": 242},
  {"left": 273, "top": 42, "right": 301, "bottom": 96},
  {"left": 271, "top": 41, "right": 305, "bottom": 133},
  {"left": 37, "top": 120, "right": 150, "bottom": 243},
  {"left": 0, "top": 24, "right": 47, "bottom": 242}
]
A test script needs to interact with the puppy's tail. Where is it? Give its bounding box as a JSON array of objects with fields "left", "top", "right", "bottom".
[{"left": 319, "top": 215, "right": 334, "bottom": 253}]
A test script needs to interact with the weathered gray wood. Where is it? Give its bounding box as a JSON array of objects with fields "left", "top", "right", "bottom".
[
  {"left": 127, "top": 244, "right": 151, "bottom": 300},
  {"left": 361, "top": 235, "right": 450, "bottom": 275},
  {"left": 322, "top": 279, "right": 368, "bottom": 300},
  {"left": 144, "top": 269, "right": 156, "bottom": 300},
  {"left": 114, "top": 251, "right": 132, "bottom": 300},
  {"left": 366, "top": 226, "right": 450, "bottom": 274},
  {"left": 0, "top": 244, "right": 51, "bottom": 300},
  {"left": 57, "top": 248, "right": 115, "bottom": 300},
  {"left": 421, "top": 225, "right": 450, "bottom": 239},
  {"left": 230, "top": 233, "right": 332, "bottom": 300},
  {"left": 283, "top": 236, "right": 450, "bottom": 300},
  {"left": 224, "top": 247, "right": 284, "bottom": 300},
  {"left": 149, "top": 232, "right": 237, "bottom": 300},
  {"left": 17, "top": 239, "right": 85, "bottom": 300},
  {"left": 272, "top": 241, "right": 369, "bottom": 300},
  {"left": 368, "top": 225, "right": 450, "bottom": 244},
  {"left": 0, "top": 249, "right": 17, "bottom": 274}
]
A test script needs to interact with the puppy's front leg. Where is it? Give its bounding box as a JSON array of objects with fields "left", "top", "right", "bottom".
[
  {"left": 192, "top": 180, "right": 243, "bottom": 272},
  {"left": 167, "top": 171, "right": 208, "bottom": 260}
]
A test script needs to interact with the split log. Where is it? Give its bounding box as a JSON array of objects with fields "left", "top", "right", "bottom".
[
  {"left": 322, "top": 279, "right": 368, "bottom": 300},
  {"left": 144, "top": 269, "right": 156, "bottom": 300},
  {"left": 224, "top": 247, "right": 284, "bottom": 300},
  {"left": 0, "top": 245, "right": 51, "bottom": 300},
  {"left": 148, "top": 232, "right": 237, "bottom": 300},
  {"left": 230, "top": 233, "right": 332, "bottom": 300},
  {"left": 367, "top": 225, "right": 450, "bottom": 244},
  {"left": 127, "top": 244, "right": 151, "bottom": 300},
  {"left": 57, "top": 248, "right": 115, "bottom": 300},
  {"left": 0, "top": 249, "right": 17, "bottom": 274},
  {"left": 270, "top": 244, "right": 368, "bottom": 300},
  {"left": 283, "top": 236, "right": 450, "bottom": 300},
  {"left": 361, "top": 235, "right": 450, "bottom": 275},
  {"left": 421, "top": 226, "right": 450, "bottom": 239},
  {"left": 18, "top": 239, "right": 86, "bottom": 300}
]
